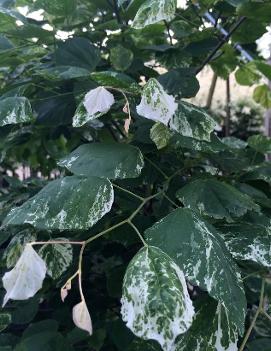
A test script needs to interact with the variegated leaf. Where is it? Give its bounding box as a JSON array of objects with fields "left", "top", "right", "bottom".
[
  {"left": 219, "top": 224, "right": 271, "bottom": 269},
  {"left": 4, "top": 176, "right": 114, "bottom": 230},
  {"left": 121, "top": 246, "right": 194, "bottom": 351},
  {"left": 145, "top": 208, "right": 247, "bottom": 335},
  {"left": 2, "top": 245, "right": 46, "bottom": 307},
  {"left": 150, "top": 122, "right": 172, "bottom": 150},
  {"left": 132, "top": 0, "right": 177, "bottom": 29},
  {"left": 4, "top": 229, "right": 36, "bottom": 268},
  {"left": 73, "top": 87, "right": 114, "bottom": 127},
  {"left": 39, "top": 239, "right": 73, "bottom": 280},
  {"left": 136, "top": 78, "right": 177, "bottom": 126},
  {"left": 176, "top": 299, "right": 238, "bottom": 351},
  {"left": 169, "top": 101, "right": 216, "bottom": 142}
]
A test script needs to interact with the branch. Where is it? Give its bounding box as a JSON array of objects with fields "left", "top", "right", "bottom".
[
  {"left": 195, "top": 16, "right": 247, "bottom": 74},
  {"left": 239, "top": 279, "right": 265, "bottom": 351},
  {"left": 164, "top": 20, "right": 173, "bottom": 45}
]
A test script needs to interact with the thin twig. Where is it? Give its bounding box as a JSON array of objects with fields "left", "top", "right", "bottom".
[
  {"left": 127, "top": 221, "right": 148, "bottom": 246},
  {"left": 262, "top": 310, "right": 271, "bottom": 322},
  {"left": 113, "top": 183, "right": 144, "bottom": 200},
  {"left": 163, "top": 193, "right": 178, "bottom": 207},
  {"left": 144, "top": 156, "right": 169, "bottom": 180},
  {"left": 196, "top": 16, "right": 247, "bottom": 74},
  {"left": 78, "top": 242, "right": 86, "bottom": 301},
  {"left": 239, "top": 279, "right": 265, "bottom": 351}
]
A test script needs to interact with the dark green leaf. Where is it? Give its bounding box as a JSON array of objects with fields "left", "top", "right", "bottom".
[
  {"left": 0, "top": 314, "right": 11, "bottom": 332},
  {"left": 110, "top": 45, "right": 134, "bottom": 72},
  {"left": 55, "top": 37, "right": 100, "bottom": 71},
  {"left": 58, "top": 143, "right": 144, "bottom": 179},
  {"left": 158, "top": 68, "right": 199, "bottom": 98},
  {"left": 242, "top": 163, "right": 271, "bottom": 183},
  {"left": 176, "top": 178, "right": 260, "bottom": 222}
]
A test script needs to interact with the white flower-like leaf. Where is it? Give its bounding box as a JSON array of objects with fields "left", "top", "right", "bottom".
[
  {"left": 136, "top": 78, "right": 177, "bottom": 125},
  {"left": 2, "top": 244, "right": 46, "bottom": 307},
  {"left": 72, "top": 300, "right": 92, "bottom": 335},
  {"left": 83, "top": 86, "right": 114, "bottom": 116}
]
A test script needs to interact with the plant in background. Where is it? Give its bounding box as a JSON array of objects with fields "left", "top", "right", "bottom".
[
  {"left": 214, "top": 99, "right": 264, "bottom": 140},
  {"left": 0, "top": 1, "right": 271, "bottom": 351}
]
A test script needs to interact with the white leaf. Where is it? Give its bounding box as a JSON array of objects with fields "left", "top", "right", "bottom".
[
  {"left": 61, "top": 279, "right": 71, "bottom": 302},
  {"left": 2, "top": 245, "right": 46, "bottom": 307},
  {"left": 83, "top": 86, "right": 114, "bottom": 116},
  {"left": 136, "top": 78, "right": 177, "bottom": 125},
  {"left": 72, "top": 301, "right": 92, "bottom": 335}
]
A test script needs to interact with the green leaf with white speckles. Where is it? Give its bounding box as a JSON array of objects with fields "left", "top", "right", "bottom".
[
  {"left": 176, "top": 178, "right": 260, "bottom": 222},
  {"left": 39, "top": 239, "right": 73, "bottom": 280},
  {"left": 3, "top": 176, "right": 114, "bottom": 231},
  {"left": 4, "top": 229, "right": 36, "bottom": 268},
  {"left": 169, "top": 101, "right": 216, "bottom": 142},
  {"left": 0, "top": 313, "right": 11, "bottom": 332},
  {"left": 242, "top": 163, "right": 271, "bottom": 183},
  {"left": 176, "top": 299, "right": 238, "bottom": 351},
  {"left": 58, "top": 143, "right": 144, "bottom": 179},
  {"left": 132, "top": 0, "right": 177, "bottom": 29},
  {"left": 219, "top": 224, "right": 271, "bottom": 269},
  {"left": 150, "top": 122, "right": 172, "bottom": 150},
  {"left": 145, "top": 208, "right": 247, "bottom": 335},
  {"left": 0, "top": 97, "right": 34, "bottom": 127},
  {"left": 72, "top": 101, "right": 104, "bottom": 128},
  {"left": 121, "top": 246, "right": 194, "bottom": 351}
]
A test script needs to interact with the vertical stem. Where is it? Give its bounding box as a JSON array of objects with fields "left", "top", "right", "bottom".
[
  {"left": 78, "top": 242, "right": 86, "bottom": 301},
  {"left": 164, "top": 20, "right": 173, "bottom": 45},
  {"left": 206, "top": 72, "right": 218, "bottom": 109},
  {"left": 225, "top": 77, "right": 231, "bottom": 137}
]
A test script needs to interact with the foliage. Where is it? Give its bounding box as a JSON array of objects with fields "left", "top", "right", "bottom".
[
  {"left": 214, "top": 99, "right": 264, "bottom": 140},
  {"left": 0, "top": 1, "right": 271, "bottom": 351}
]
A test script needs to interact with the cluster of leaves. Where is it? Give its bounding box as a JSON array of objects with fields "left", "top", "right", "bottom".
[{"left": 0, "top": 1, "right": 271, "bottom": 351}]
